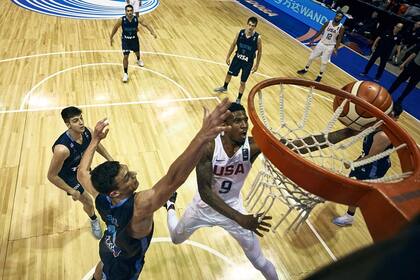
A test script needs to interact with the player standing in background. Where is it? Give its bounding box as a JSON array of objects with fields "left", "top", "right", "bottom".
[
  {"left": 297, "top": 12, "right": 345, "bottom": 82},
  {"left": 47, "top": 106, "right": 114, "bottom": 239},
  {"left": 110, "top": 5, "right": 157, "bottom": 83},
  {"left": 214, "top": 17, "right": 262, "bottom": 104}
]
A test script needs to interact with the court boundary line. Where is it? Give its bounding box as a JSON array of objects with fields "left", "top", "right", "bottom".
[
  {"left": 19, "top": 62, "right": 194, "bottom": 110},
  {"left": 0, "top": 96, "right": 219, "bottom": 114}
]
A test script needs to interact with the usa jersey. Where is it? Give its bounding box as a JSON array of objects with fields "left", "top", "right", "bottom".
[
  {"left": 193, "top": 134, "right": 252, "bottom": 207},
  {"left": 320, "top": 21, "right": 342, "bottom": 46},
  {"left": 122, "top": 15, "right": 138, "bottom": 40},
  {"left": 350, "top": 131, "right": 392, "bottom": 180},
  {"left": 52, "top": 129, "right": 91, "bottom": 187},
  {"left": 235, "top": 29, "right": 259, "bottom": 63}
]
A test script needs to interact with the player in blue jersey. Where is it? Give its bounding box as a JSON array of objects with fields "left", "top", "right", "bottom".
[
  {"left": 110, "top": 5, "right": 157, "bottom": 83},
  {"left": 214, "top": 17, "right": 262, "bottom": 104},
  {"left": 333, "top": 104, "right": 403, "bottom": 226},
  {"left": 76, "top": 98, "right": 233, "bottom": 280},
  {"left": 47, "top": 106, "right": 114, "bottom": 239}
]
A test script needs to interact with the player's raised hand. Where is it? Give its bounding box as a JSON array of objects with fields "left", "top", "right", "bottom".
[
  {"left": 110, "top": 37, "right": 114, "bottom": 46},
  {"left": 238, "top": 213, "right": 272, "bottom": 237},
  {"left": 93, "top": 118, "right": 110, "bottom": 141},
  {"left": 200, "top": 98, "right": 232, "bottom": 141}
]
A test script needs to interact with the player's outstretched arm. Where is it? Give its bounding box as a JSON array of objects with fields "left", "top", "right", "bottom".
[
  {"left": 77, "top": 119, "right": 110, "bottom": 198},
  {"left": 139, "top": 17, "right": 157, "bottom": 38},
  {"left": 110, "top": 18, "right": 122, "bottom": 46},
  {"left": 252, "top": 37, "right": 262, "bottom": 73},
  {"left": 335, "top": 26, "right": 345, "bottom": 53},
  {"left": 135, "top": 98, "right": 233, "bottom": 216},
  {"left": 309, "top": 22, "right": 328, "bottom": 45},
  {"left": 87, "top": 127, "right": 114, "bottom": 161},
  {"left": 197, "top": 144, "right": 271, "bottom": 237},
  {"left": 226, "top": 33, "right": 239, "bottom": 65},
  {"left": 282, "top": 127, "right": 358, "bottom": 154}
]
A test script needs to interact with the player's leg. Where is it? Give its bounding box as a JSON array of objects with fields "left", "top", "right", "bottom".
[
  {"left": 227, "top": 226, "right": 278, "bottom": 280},
  {"left": 214, "top": 58, "right": 240, "bottom": 92},
  {"left": 315, "top": 46, "right": 333, "bottom": 82},
  {"left": 361, "top": 49, "right": 380, "bottom": 75},
  {"left": 333, "top": 206, "right": 357, "bottom": 226},
  {"left": 122, "top": 42, "right": 130, "bottom": 82},
  {"left": 236, "top": 62, "right": 252, "bottom": 103},
  {"left": 374, "top": 52, "right": 389, "bottom": 81},
  {"left": 132, "top": 37, "right": 143, "bottom": 67},
  {"left": 165, "top": 193, "right": 209, "bottom": 244},
  {"left": 395, "top": 69, "right": 420, "bottom": 105},
  {"left": 388, "top": 66, "right": 411, "bottom": 94},
  {"left": 297, "top": 44, "right": 323, "bottom": 74},
  {"left": 92, "top": 261, "right": 103, "bottom": 280},
  {"left": 79, "top": 190, "right": 103, "bottom": 239}
]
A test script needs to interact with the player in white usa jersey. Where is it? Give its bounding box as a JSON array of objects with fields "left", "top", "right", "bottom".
[
  {"left": 165, "top": 103, "right": 278, "bottom": 280},
  {"left": 297, "top": 12, "right": 345, "bottom": 82},
  {"left": 164, "top": 103, "right": 358, "bottom": 279}
]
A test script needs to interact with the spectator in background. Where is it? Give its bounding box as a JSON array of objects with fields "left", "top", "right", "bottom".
[
  {"left": 392, "top": 20, "right": 420, "bottom": 64},
  {"left": 353, "top": 11, "right": 380, "bottom": 39},
  {"left": 404, "top": 5, "right": 420, "bottom": 21},
  {"left": 360, "top": 22, "right": 404, "bottom": 82},
  {"left": 388, "top": 43, "right": 420, "bottom": 105}
]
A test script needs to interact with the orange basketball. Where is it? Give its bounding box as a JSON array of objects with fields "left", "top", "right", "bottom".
[{"left": 333, "top": 81, "right": 393, "bottom": 130}]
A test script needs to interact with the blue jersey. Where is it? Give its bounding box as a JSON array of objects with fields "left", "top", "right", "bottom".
[
  {"left": 96, "top": 193, "right": 153, "bottom": 279},
  {"left": 350, "top": 131, "right": 392, "bottom": 180},
  {"left": 122, "top": 15, "right": 138, "bottom": 40},
  {"left": 235, "top": 29, "right": 259, "bottom": 63},
  {"left": 52, "top": 129, "right": 91, "bottom": 188}
]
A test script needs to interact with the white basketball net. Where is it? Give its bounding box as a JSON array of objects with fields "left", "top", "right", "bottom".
[{"left": 246, "top": 83, "right": 412, "bottom": 230}]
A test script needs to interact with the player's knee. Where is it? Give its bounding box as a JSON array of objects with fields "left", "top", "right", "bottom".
[
  {"left": 252, "top": 254, "right": 268, "bottom": 270},
  {"left": 170, "top": 233, "right": 187, "bottom": 245}
]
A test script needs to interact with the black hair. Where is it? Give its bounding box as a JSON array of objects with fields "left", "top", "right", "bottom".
[
  {"left": 392, "top": 103, "right": 403, "bottom": 118},
  {"left": 125, "top": 4, "right": 133, "bottom": 10},
  {"left": 90, "top": 161, "right": 121, "bottom": 194},
  {"left": 228, "top": 102, "right": 246, "bottom": 113},
  {"left": 248, "top": 17, "right": 258, "bottom": 26},
  {"left": 61, "top": 106, "right": 82, "bottom": 123},
  {"left": 336, "top": 11, "right": 344, "bottom": 17}
]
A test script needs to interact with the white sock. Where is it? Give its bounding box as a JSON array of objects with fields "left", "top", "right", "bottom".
[{"left": 167, "top": 209, "right": 178, "bottom": 236}]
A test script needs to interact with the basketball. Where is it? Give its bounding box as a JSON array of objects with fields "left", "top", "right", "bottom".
[{"left": 333, "top": 81, "right": 393, "bottom": 131}]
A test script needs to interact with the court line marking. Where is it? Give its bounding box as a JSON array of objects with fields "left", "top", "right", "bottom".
[
  {"left": 306, "top": 220, "right": 337, "bottom": 261},
  {"left": 236, "top": 2, "right": 420, "bottom": 124},
  {"left": 0, "top": 49, "right": 332, "bottom": 112},
  {"left": 19, "top": 62, "right": 193, "bottom": 110},
  {"left": 80, "top": 237, "right": 236, "bottom": 280},
  {"left": 0, "top": 96, "right": 219, "bottom": 114}
]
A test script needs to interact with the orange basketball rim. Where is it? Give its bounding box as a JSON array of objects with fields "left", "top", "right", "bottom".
[{"left": 247, "top": 77, "right": 420, "bottom": 242}]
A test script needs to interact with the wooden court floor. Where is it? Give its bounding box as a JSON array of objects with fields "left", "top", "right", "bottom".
[{"left": 0, "top": 0, "right": 419, "bottom": 279}]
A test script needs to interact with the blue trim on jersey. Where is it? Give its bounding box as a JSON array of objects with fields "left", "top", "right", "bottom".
[
  {"left": 11, "top": 0, "right": 159, "bottom": 19},
  {"left": 106, "top": 196, "right": 131, "bottom": 208}
]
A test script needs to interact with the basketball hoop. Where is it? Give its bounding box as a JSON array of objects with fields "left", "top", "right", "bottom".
[{"left": 247, "top": 77, "right": 420, "bottom": 241}]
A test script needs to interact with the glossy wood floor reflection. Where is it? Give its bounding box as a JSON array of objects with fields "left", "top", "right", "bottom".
[{"left": 0, "top": 0, "right": 419, "bottom": 279}]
